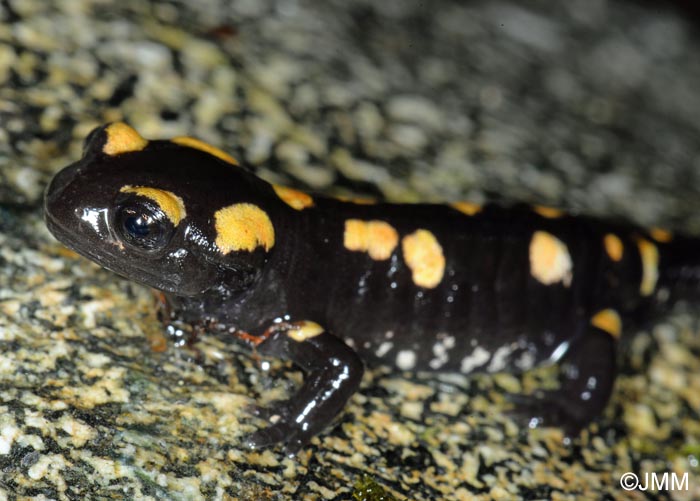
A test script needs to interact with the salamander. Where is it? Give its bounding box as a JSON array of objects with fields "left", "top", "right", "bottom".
[{"left": 43, "top": 122, "right": 700, "bottom": 456}]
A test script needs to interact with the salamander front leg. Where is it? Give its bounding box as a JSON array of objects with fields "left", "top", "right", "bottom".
[
  {"left": 245, "top": 322, "right": 364, "bottom": 456},
  {"left": 509, "top": 320, "right": 617, "bottom": 436}
]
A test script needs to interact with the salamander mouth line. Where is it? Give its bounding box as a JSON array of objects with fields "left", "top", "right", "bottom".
[{"left": 44, "top": 213, "right": 181, "bottom": 291}]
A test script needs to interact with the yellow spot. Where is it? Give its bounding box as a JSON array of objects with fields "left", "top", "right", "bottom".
[
  {"left": 103, "top": 122, "right": 148, "bottom": 156},
  {"left": 401, "top": 229, "right": 446, "bottom": 289},
  {"left": 603, "top": 234, "right": 624, "bottom": 262},
  {"left": 636, "top": 237, "right": 659, "bottom": 296},
  {"left": 214, "top": 203, "right": 275, "bottom": 254},
  {"left": 172, "top": 136, "right": 238, "bottom": 165},
  {"left": 287, "top": 321, "right": 324, "bottom": 342},
  {"left": 649, "top": 227, "right": 673, "bottom": 243},
  {"left": 591, "top": 309, "right": 622, "bottom": 339},
  {"left": 344, "top": 220, "right": 399, "bottom": 261},
  {"left": 273, "top": 185, "right": 314, "bottom": 210},
  {"left": 529, "top": 231, "right": 573, "bottom": 287},
  {"left": 451, "top": 202, "right": 482, "bottom": 216},
  {"left": 533, "top": 205, "right": 564, "bottom": 218},
  {"left": 335, "top": 195, "right": 377, "bottom": 205},
  {"left": 120, "top": 186, "right": 186, "bottom": 225}
]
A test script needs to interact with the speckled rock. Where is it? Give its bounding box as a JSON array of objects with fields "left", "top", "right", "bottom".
[{"left": 1, "top": 0, "right": 700, "bottom": 499}]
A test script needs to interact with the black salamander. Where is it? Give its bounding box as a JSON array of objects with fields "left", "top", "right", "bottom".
[{"left": 43, "top": 123, "right": 700, "bottom": 455}]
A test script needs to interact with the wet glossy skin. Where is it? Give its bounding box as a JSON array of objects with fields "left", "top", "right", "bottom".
[{"left": 44, "top": 123, "right": 700, "bottom": 456}]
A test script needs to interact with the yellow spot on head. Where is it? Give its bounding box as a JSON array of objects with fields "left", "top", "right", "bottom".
[
  {"left": 120, "top": 186, "right": 186, "bottom": 225},
  {"left": 533, "top": 205, "right": 565, "bottom": 219},
  {"left": 344, "top": 219, "right": 399, "bottom": 261},
  {"left": 103, "top": 122, "right": 148, "bottom": 156},
  {"left": 172, "top": 136, "right": 238, "bottom": 165},
  {"left": 603, "top": 233, "right": 624, "bottom": 262},
  {"left": 401, "top": 229, "right": 445, "bottom": 289},
  {"left": 636, "top": 237, "right": 659, "bottom": 296},
  {"left": 451, "top": 201, "right": 482, "bottom": 216},
  {"left": 649, "top": 227, "right": 673, "bottom": 243},
  {"left": 287, "top": 321, "right": 324, "bottom": 342},
  {"left": 529, "top": 231, "right": 573, "bottom": 287},
  {"left": 591, "top": 309, "right": 622, "bottom": 339},
  {"left": 214, "top": 203, "right": 275, "bottom": 254},
  {"left": 273, "top": 185, "right": 314, "bottom": 210}
]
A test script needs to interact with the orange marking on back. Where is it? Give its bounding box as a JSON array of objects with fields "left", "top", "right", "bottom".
[
  {"left": 450, "top": 201, "right": 481, "bottom": 216},
  {"left": 335, "top": 195, "right": 377, "bottom": 205},
  {"left": 603, "top": 233, "right": 624, "bottom": 262},
  {"left": 401, "top": 229, "right": 445, "bottom": 288},
  {"left": 273, "top": 185, "right": 314, "bottom": 210},
  {"left": 636, "top": 237, "right": 659, "bottom": 296},
  {"left": 343, "top": 219, "right": 399, "bottom": 261},
  {"left": 529, "top": 231, "right": 573, "bottom": 287},
  {"left": 533, "top": 205, "right": 565, "bottom": 218},
  {"left": 649, "top": 227, "right": 673, "bottom": 243},
  {"left": 172, "top": 136, "right": 238, "bottom": 165}
]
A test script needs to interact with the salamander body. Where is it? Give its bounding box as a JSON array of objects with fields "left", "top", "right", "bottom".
[{"left": 43, "top": 123, "right": 700, "bottom": 455}]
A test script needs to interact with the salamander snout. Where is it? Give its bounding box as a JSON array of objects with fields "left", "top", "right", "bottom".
[{"left": 43, "top": 160, "right": 84, "bottom": 233}]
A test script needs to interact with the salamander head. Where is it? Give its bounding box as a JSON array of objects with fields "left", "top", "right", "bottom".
[{"left": 44, "top": 123, "right": 278, "bottom": 296}]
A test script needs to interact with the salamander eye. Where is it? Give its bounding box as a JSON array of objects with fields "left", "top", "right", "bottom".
[{"left": 115, "top": 203, "right": 174, "bottom": 252}]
